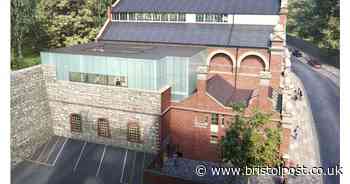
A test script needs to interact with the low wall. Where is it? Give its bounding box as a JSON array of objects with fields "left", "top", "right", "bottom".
[
  {"left": 43, "top": 64, "right": 164, "bottom": 153},
  {"left": 10, "top": 65, "right": 53, "bottom": 167}
]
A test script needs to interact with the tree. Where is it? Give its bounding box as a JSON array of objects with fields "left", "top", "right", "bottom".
[
  {"left": 11, "top": 0, "right": 36, "bottom": 59},
  {"left": 95, "top": 0, "right": 115, "bottom": 27},
  {"left": 221, "top": 103, "right": 282, "bottom": 169},
  {"left": 287, "top": 0, "right": 339, "bottom": 50},
  {"left": 37, "top": 0, "right": 101, "bottom": 48}
]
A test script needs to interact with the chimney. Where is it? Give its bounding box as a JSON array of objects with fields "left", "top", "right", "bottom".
[
  {"left": 196, "top": 66, "right": 208, "bottom": 95},
  {"left": 107, "top": 6, "right": 112, "bottom": 21}
]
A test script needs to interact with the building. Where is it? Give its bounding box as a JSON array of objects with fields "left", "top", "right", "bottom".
[{"left": 11, "top": 0, "right": 290, "bottom": 176}]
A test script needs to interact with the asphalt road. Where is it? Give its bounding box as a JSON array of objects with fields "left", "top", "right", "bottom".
[{"left": 291, "top": 57, "right": 340, "bottom": 184}]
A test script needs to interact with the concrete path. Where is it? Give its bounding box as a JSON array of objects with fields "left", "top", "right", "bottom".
[{"left": 291, "top": 57, "right": 340, "bottom": 184}]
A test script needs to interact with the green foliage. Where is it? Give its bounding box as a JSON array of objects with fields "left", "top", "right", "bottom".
[
  {"left": 221, "top": 106, "right": 282, "bottom": 169},
  {"left": 11, "top": 0, "right": 37, "bottom": 59},
  {"left": 287, "top": 0, "right": 339, "bottom": 49},
  {"left": 11, "top": 47, "right": 40, "bottom": 70},
  {"left": 37, "top": 0, "right": 101, "bottom": 48}
]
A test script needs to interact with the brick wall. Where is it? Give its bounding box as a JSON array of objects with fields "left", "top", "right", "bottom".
[
  {"left": 10, "top": 65, "right": 53, "bottom": 167},
  {"left": 42, "top": 64, "right": 164, "bottom": 153}
]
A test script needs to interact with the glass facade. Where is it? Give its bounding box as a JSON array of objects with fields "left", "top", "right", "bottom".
[{"left": 41, "top": 51, "right": 206, "bottom": 101}]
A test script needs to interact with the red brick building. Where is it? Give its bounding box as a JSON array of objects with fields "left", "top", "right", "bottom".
[{"left": 41, "top": 0, "right": 290, "bottom": 165}]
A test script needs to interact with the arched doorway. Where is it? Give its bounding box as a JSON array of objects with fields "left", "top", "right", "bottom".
[{"left": 208, "top": 53, "right": 234, "bottom": 73}]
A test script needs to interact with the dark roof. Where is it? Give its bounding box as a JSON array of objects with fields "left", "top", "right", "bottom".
[
  {"left": 207, "top": 74, "right": 253, "bottom": 106},
  {"left": 99, "top": 22, "right": 273, "bottom": 48},
  {"left": 112, "top": 0, "right": 280, "bottom": 15},
  {"left": 44, "top": 41, "right": 204, "bottom": 59}
]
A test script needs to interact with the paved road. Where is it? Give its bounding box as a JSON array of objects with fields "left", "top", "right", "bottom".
[{"left": 291, "top": 57, "right": 340, "bottom": 184}]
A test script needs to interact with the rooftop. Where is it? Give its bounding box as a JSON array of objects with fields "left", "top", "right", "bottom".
[
  {"left": 99, "top": 22, "right": 274, "bottom": 48},
  {"left": 44, "top": 41, "right": 205, "bottom": 60},
  {"left": 207, "top": 74, "right": 253, "bottom": 106},
  {"left": 112, "top": 0, "right": 280, "bottom": 15}
]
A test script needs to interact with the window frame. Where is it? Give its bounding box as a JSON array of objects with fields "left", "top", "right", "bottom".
[
  {"left": 70, "top": 113, "right": 82, "bottom": 133},
  {"left": 210, "top": 134, "right": 219, "bottom": 144},
  {"left": 127, "top": 122, "right": 141, "bottom": 143},
  {"left": 97, "top": 118, "right": 111, "bottom": 138},
  {"left": 211, "top": 113, "right": 219, "bottom": 125}
]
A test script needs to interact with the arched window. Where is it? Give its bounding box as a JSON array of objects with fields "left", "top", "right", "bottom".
[
  {"left": 209, "top": 53, "right": 233, "bottom": 73},
  {"left": 239, "top": 55, "right": 266, "bottom": 75},
  {"left": 127, "top": 122, "right": 141, "bottom": 143},
  {"left": 70, "top": 113, "right": 82, "bottom": 133},
  {"left": 97, "top": 118, "right": 111, "bottom": 138}
]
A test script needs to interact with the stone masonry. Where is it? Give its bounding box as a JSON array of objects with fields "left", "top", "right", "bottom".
[
  {"left": 11, "top": 65, "right": 53, "bottom": 167},
  {"left": 11, "top": 64, "right": 166, "bottom": 168},
  {"left": 42, "top": 64, "right": 164, "bottom": 153}
]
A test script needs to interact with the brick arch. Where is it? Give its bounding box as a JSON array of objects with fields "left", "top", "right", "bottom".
[
  {"left": 238, "top": 55, "right": 267, "bottom": 75},
  {"left": 237, "top": 52, "right": 269, "bottom": 71},
  {"left": 207, "top": 51, "right": 235, "bottom": 73}
]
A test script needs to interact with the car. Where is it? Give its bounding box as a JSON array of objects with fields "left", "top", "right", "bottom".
[
  {"left": 292, "top": 49, "right": 302, "bottom": 57},
  {"left": 307, "top": 58, "right": 322, "bottom": 68}
]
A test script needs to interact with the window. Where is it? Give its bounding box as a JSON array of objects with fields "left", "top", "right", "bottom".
[
  {"left": 205, "top": 14, "right": 214, "bottom": 22},
  {"left": 129, "top": 12, "right": 136, "bottom": 20},
  {"left": 144, "top": 13, "right": 152, "bottom": 21},
  {"left": 136, "top": 13, "right": 144, "bottom": 21},
  {"left": 211, "top": 113, "right": 219, "bottom": 125},
  {"left": 70, "top": 114, "right": 82, "bottom": 133},
  {"left": 169, "top": 13, "right": 177, "bottom": 21},
  {"left": 113, "top": 12, "right": 187, "bottom": 22},
  {"left": 97, "top": 118, "right": 110, "bottom": 138},
  {"left": 69, "top": 72, "right": 127, "bottom": 87},
  {"left": 112, "top": 13, "right": 119, "bottom": 20},
  {"left": 221, "top": 115, "right": 225, "bottom": 126},
  {"left": 161, "top": 13, "right": 168, "bottom": 21},
  {"left": 178, "top": 13, "right": 186, "bottom": 22},
  {"left": 87, "top": 74, "right": 107, "bottom": 85},
  {"left": 108, "top": 76, "right": 127, "bottom": 87},
  {"left": 196, "top": 13, "right": 227, "bottom": 23},
  {"left": 69, "top": 72, "right": 87, "bottom": 82},
  {"left": 196, "top": 14, "right": 204, "bottom": 22},
  {"left": 120, "top": 12, "right": 128, "bottom": 20},
  {"left": 153, "top": 13, "right": 161, "bottom": 21},
  {"left": 127, "top": 122, "right": 141, "bottom": 143},
  {"left": 210, "top": 134, "right": 219, "bottom": 144}
]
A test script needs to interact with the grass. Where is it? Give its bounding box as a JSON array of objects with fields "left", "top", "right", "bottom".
[{"left": 11, "top": 46, "right": 41, "bottom": 71}]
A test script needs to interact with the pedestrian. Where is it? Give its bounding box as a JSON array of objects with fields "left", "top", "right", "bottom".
[
  {"left": 173, "top": 152, "right": 178, "bottom": 167},
  {"left": 299, "top": 89, "right": 303, "bottom": 100},
  {"left": 293, "top": 126, "right": 300, "bottom": 139}
]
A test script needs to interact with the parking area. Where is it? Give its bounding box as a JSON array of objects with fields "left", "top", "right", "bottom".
[{"left": 12, "top": 136, "right": 155, "bottom": 184}]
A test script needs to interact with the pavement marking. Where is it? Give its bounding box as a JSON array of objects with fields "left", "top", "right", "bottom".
[
  {"left": 52, "top": 138, "right": 68, "bottom": 166},
  {"left": 25, "top": 159, "right": 53, "bottom": 167},
  {"left": 141, "top": 152, "right": 146, "bottom": 184},
  {"left": 96, "top": 145, "right": 107, "bottom": 177},
  {"left": 73, "top": 141, "right": 87, "bottom": 172},
  {"left": 44, "top": 137, "right": 60, "bottom": 163},
  {"left": 120, "top": 149, "right": 128, "bottom": 183},
  {"left": 36, "top": 140, "right": 50, "bottom": 162},
  {"left": 128, "top": 151, "right": 137, "bottom": 184}
]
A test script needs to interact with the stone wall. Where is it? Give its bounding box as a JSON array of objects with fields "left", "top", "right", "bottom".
[
  {"left": 42, "top": 64, "right": 163, "bottom": 153},
  {"left": 10, "top": 65, "right": 53, "bottom": 167}
]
